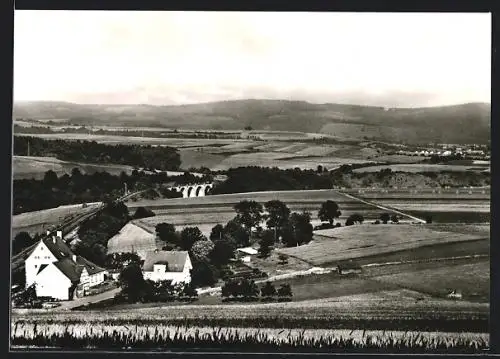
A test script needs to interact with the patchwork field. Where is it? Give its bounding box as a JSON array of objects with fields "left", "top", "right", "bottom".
[
  {"left": 15, "top": 132, "right": 386, "bottom": 171},
  {"left": 276, "top": 224, "right": 487, "bottom": 266},
  {"left": 12, "top": 202, "right": 101, "bottom": 238}
]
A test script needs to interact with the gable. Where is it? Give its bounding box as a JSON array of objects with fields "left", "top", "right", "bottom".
[
  {"left": 27, "top": 241, "right": 57, "bottom": 262},
  {"left": 143, "top": 251, "right": 188, "bottom": 272},
  {"left": 36, "top": 263, "right": 72, "bottom": 285}
]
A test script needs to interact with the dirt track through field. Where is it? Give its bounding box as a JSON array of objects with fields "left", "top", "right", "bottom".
[{"left": 337, "top": 191, "right": 427, "bottom": 224}]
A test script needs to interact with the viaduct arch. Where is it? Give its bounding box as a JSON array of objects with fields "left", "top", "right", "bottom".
[{"left": 171, "top": 183, "right": 214, "bottom": 198}]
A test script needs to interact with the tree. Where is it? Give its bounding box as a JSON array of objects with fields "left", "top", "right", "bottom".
[
  {"left": 132, "top": 207, "right": 155, "bottom": 220},
  {"left": 180, "top": 282, "right": 198, "bottom": 301},
  {"left": 277, "top": 283, "right": 293, "bottom": 301},
  {"left": 13, "top": 232, "right": 36, "bottom": 255},
  {"left": 190, "top": 259, "right": 219, "bottom": 287},
  {"left": 210, "top": 239, "right": 236, "bottom": 266},
  {"left": 118, "top": 264, "right": 147, "bottom": 303},
  {"left": 190, "top": 239, "right": 215, "bottom": 262},
  {"left": 43, "top": 170, "right": 59, "bottom": 188},
  {"left": 155, "top": 223, "right": 178, "bottom": 245},
  {"left": 317, "top": 165, "right": 323, "bottom": 173},
  {"left": 105, "top": 252, "right": 142, "bottom": 270},
  {"left": 391, "top": 214, "right": 399, "bottom": 223},
  {"left": 318, "top": 200, "right": 342, "bottom": 225},
  {"left": 346, "top": 213, "right": 364, "bottom": 226},
  {"left": 223, "top": 219, "right": 249, "bottom": 247},
  {"left": 244, "top": 125, "right": 253, "bottom": 131},
  {"left": 380, "top": 213, "right": 390, "bottom": 224},
  {"left": 264, "top": 200, "right": 291, "bottom": 237},
  {"left": 260, "top": 281, "right": 277, "bottom": 300},
  {"left": 258, "top": 230, "right": 274, "bottom": 258},
  {"left": 221, "top": 279, "right": 239, "bottom": 299},
  {"left": 240, "top": 279, "right": 259, "bottom": 301},
  {"left": 425, "top": 215, "right": 433, "bottom": 224},
  {"left": 180, "top": 227, "right": 206, "bottom": 251},
  {"left": 282, "top": 212, "right": 313, "bottom": 247},
  {"left": 233, "top": 200, "right": 263, "bottom": 233},
  {"left": 209, "top": 224, "right": 224, "bottom": 241}
]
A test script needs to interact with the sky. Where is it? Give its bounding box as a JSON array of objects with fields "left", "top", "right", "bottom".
[{"left": 13, "top": 11, "right": 491, "bottom": 107}]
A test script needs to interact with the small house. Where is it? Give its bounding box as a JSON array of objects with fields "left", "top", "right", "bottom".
[
  {"left": 337, "top": 261, "right": 362, "bottom": 275},
  {"left": 142, "top": 250, "right": 192, "bottom": 284}
]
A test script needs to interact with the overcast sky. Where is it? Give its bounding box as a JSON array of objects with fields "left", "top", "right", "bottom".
[{"left": 13, "top": 11, "right": 491, "bottom": 107}]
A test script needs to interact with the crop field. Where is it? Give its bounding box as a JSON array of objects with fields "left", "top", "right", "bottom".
[
  {"left": 276, "top": 224, "right": 486, "bottom": 266},
  {"left": 126, "top": 190, "right": 417, "bottom": 235},
  {"left": 344, "top": 188, "right": 490, "bottom": 224},
  {"left": 10, "top": 322, "right": 488, "bottom": 352},
  {"left": 13, "top": 156, "right": 135, "bottom": 180},
  {"left": 352, "top": 164, "right": 490, "bottom": 173},
  {"left": 372, "top": 260, "right": 490, "bottom": 302},
  {"left": 12, "top": 202, "right": 101, "bottom": 238},
  {"left": 15, "top": 133, "right": 380, "bottom": 170},
  {"left": 16, "top": 133, "right": 253, "bottom": 148}
]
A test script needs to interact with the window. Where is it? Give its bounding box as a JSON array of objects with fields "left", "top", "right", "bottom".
[{"left": 34, "top": 265, "right": 38, "bottom": 268}]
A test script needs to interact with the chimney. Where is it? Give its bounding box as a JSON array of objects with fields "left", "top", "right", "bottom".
[
  {"left": 46, "top": 230, "right": 50, "bottom": 236},
  {"left": 56, "top": 230, "right": 62, "bottom": 239},
  {"left": 52, "top": 236, "right": 56, "bottom": 244},
  {"left": 72, "top": 255, "right": 77, "bottom": 262}
]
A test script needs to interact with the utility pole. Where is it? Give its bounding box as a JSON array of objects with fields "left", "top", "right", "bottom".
[{"left": 27, "top": 140, "right": 30, "bottom": 157}]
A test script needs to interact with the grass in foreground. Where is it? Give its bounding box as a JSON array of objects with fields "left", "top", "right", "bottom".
[{"left": 10, "top": 323, "right": 488, "bottom": 352}]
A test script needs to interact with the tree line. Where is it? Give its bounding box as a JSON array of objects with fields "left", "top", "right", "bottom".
[
  {"left": 14, "top": 136, "right": 181, "bottom": 171},
  {"left": 13, "top": 168, "right": 203, "bottom": 214}
]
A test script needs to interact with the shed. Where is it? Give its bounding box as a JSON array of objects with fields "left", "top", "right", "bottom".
[
  {"left": 237, "top": 247, "right": 258, "bottom": 256},
  {"left": 337, "top": 261, "right": 362, "bottom": 275}
]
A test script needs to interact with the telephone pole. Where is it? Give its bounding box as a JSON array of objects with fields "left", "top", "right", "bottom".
[{"left": 27, "top": 139, "right": 30, "bottom": 157}]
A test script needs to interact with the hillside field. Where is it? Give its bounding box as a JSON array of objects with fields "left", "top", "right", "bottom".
[
  {"left": 13, "top": 156, "right": 135, "bottom": 180},
  {"left": 352, "top": 163, "right": 490, "bottom": 173},
  {"left": 276, "top": 224, "right": 487, "bottom": 266},
  {"left": 12, "top": 202, "right": 101, "bottom": 238},
  {"left": 345, "top": 188, "right": 490, "bottom": 224}
]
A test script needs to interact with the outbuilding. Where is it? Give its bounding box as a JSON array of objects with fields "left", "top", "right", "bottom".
[{"left": 337, "top": 261, "right": 362, "bottom": 275}]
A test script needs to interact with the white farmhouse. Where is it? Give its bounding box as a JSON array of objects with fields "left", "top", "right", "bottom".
[
  {"left": 142, "top": 250, "right": 192, "bottom": 284},
  {"left": 25, "top": 234, "right": 107, "bottom": 301}
]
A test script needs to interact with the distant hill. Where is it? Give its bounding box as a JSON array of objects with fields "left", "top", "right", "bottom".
[{"left": 13, "top": 100, "right": 491, "bottom": 144}]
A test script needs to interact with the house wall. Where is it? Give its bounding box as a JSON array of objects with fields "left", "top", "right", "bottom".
[
  {"left": 144, "top": 257, "right": 193, "bottom": 284},
  {"left": 34, "top": 264, "right": 72, "bottom": 300},
  {"left": 80, "top": 268, "right": 106, "bottom": 289},
  {"left": 25, "top": 241, "right": 57, "bottom": 288}
]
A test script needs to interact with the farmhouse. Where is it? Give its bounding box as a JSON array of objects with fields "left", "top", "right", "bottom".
[
  {"left": 337, "top": 261, "right": 362, "bottom": 275},
  {"left": 25, "top": 233, "right": 107, "bottom": 300},
  {"left": 142, "top": 250, "right": 192, "bottom": 284}
]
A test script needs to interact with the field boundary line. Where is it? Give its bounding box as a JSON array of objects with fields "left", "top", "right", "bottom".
[
  {"left": 336, "top": 191, "right": 427, "bottom": 224},
  {"left": 362, "top": 254, "right": 489, "bottom": 268}
]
